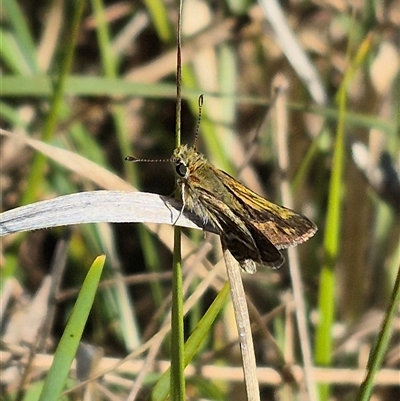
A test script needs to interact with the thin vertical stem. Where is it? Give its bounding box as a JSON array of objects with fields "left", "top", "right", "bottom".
[{"left": 170, "top": 1, "right": 185, "bottom": 400}]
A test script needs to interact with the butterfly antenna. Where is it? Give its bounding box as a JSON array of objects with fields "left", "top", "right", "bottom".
[
  {"left": 193, "top": 94, "right": 204, "bottom": 150},
  {"left": 125, "top": 156, "right": 171, "bottom": 163}
]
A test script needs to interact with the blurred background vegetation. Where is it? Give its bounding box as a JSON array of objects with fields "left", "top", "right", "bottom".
[{"left": 1, "top": 0, "right": 399, "bottom": 400}]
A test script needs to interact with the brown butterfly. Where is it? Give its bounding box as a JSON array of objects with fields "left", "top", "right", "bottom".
[{"left": 126, "top": 97, "right": 317, "bottom": 273}]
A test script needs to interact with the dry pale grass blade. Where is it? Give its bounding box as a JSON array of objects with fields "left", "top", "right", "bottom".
[
  {"left": 257, "top": 0, "right": 327, "bottom": 105},
  {"left": 2, "top": 277, "right": 53, "bottom": 392},
  {"left": 223, "top": 245, "right": 260, "bottom": 401},
  {"left": 2, "top": 277, "right": 52, "bottom": 347},
  {"left": 0, "top": 191, "right": 216, "bottom": 236},
  {"left": 125, "top": 18, "right": 235, "bottom": 84},
  {"left": 37, "top": 0, "right": 63, "bottom": 71},
  {"left": 0, "top": 129, "right": 132, "bottom": 191}
]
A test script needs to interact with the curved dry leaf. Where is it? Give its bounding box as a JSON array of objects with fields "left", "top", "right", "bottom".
[
  {"left": 0, "top": 129, "right": 133, "bottom": 191},
  {"left": 0, "top": 191, "right": 217, "bottom": 236}
]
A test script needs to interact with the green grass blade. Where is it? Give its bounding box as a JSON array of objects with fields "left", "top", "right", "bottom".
[
  {"left": 142, "top": 0, "right": 173, "bottom": 43},
  {"left": 1, "top": 75, "right": 395, "bottom": 134},
  {"left": 91, "top": 0, "right": 118, "bottom": 77},
  {"left": 356, "top": 266, "right": 400, "bottom": 400},
  {"left": 22, "top": 0, "right": 86, "bottom": 205},
  {"left": 170, "top": 229, "right": 185, "bottom": 401},
  {"left": 38, "top": 255, "right": 105, "bottom": 401},
  {"left": 151, "top": 282, "right": 230, "bottom": 401},
  {"left": 315, "top": 34, "right": 373, "bottom": 400},
  {"left": 0, "top": 28, "right": 34, "bottom": 74},
  {"left": 2, "top": 0, "right": 39, "bottom": 73}
]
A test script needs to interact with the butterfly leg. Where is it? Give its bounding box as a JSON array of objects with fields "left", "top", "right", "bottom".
[{"left": 171, "top": 181, "right": 186, "bottom": 226}]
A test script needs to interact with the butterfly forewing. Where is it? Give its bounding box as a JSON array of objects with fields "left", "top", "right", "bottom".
[
  {"left": 215, "top": 169, "right": 317, "bottom": 249},
  {"left": 196, "top": 188, "right": 285, "bottom": 272}
]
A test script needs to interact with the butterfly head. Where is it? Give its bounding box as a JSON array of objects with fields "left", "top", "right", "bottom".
[
  {"left": 171, "top": 144, "right": 206, "bottom": 180},
  {"left": 170, "top": 95, "right": 205, "bottom": 180}
]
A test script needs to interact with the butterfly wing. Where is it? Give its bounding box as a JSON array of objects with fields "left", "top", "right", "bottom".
[
  {"left": 215, "top": 169, "right": 317, "bottom": 249},
  {"left": 197, "top": 190, "right": 284, "bottom": 272}
]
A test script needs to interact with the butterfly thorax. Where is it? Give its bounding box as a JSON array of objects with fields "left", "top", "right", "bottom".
[{"left": 171, "top": 145, "right": 236, "bottom": 226}]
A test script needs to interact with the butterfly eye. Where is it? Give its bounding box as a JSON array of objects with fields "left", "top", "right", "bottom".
[{"left": 176, "top": 162, "right": 187, "bottom": 177}]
